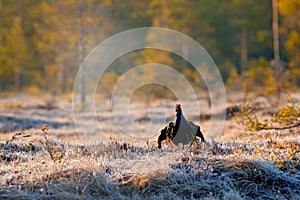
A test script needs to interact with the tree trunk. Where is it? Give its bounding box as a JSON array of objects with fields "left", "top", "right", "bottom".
[
  {"left": 272, "top": 0, "right": 283, "bottom": 103},
  {"left": 59, "top": 61, "right": 66, "bottom": 93},
  {"left": 14, "top": 67, "right": 21, "bottom": 91},
  {"left": 79, "top": 6, "right": 86, "bottom": 106},
  {"left": 240, "top": 27, "right": 248, "bottom": 72},
  {"left": 0, "top": 1, "right": 3, "bottom": 44},
  {"left": 182, "top": 27, "right": 189, "bottom": 67},
  {"left": 272, "top": 0, "right": 280, "bottom": 62}
]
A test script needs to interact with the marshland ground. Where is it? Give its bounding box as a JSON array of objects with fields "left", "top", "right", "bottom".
[{"left": 0, "top": 92, "right": 299, "bottom": 199}]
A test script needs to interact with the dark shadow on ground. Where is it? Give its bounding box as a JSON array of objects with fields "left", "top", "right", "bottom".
[{"left": 0, "top": 115, "right": 74, "bottom": 132}]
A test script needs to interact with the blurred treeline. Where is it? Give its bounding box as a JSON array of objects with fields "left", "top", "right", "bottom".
[{"left": 0, "top": 0, "right": 299, "bottom": 97}]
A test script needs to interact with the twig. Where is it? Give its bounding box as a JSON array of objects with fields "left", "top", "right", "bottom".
[{"left": 258, "top": 122, "right": 300, "bottom": 131}]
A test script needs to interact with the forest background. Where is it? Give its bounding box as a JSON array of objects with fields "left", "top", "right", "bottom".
[{"left": 0, "top": 0, "right": 299, "bottom": 100}]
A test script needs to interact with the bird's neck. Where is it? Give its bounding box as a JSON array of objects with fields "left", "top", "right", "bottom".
[{"left": 175, "top": 110, "right": 182, "bottom": 127}]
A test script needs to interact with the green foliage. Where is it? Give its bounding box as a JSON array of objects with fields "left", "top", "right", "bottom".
[
  {"left": 235, "top": 97, "right": 300, "bottom": 132},
  {"left": 226, "top": 68, "right": 242, "bottom": 90},
  {"left": 3, "top": 102, "right": 28, "bottom": 110},
  {"left": 279, "top": 0, "right": 300, "bottom": 68},
  {"left": 27, "top": 142, "right": 35, "bottom": 151},
  {"left": 244, "top": 58, "right": 275, "bottom": 87},
  {"left": 254, "top": 140, "right": 300, "bottom": 171},
  {"left": 271, "top": 97, "right": 300, "bottom": 125},
  {"left": 0, "top": 0, "right": 299, "bottom": 94},
  {"left": 291, "top": 68, "right": 300, "bottom": 86},
  {"left": 234, "top": 102, "right": 265, "bottom": 132},
  {"left": 240, "top": 58, "right": 280, "bottom": 95},
  {"left": 98, "top": 71, "right": 119, "bottom": 98}
]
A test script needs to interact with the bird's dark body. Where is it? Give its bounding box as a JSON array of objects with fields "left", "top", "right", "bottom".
[{"left": 158, "top": 104, "right": 206, "bottom": 149}]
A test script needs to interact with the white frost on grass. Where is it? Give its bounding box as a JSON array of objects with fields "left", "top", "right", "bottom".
[{"left": 0, "top": 94, "right": 299, "bottom": 199}]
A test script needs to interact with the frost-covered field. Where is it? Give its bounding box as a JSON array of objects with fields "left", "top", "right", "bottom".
[{"left": 0, "top": 94, "right": 299, "bottom": 199}]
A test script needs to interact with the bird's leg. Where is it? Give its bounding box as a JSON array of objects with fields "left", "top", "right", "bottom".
[
  {"left": 196, "top": 126, "right": 206, "bottom": 143},
  {"left": 158, "top": 128, "right": 167, "bottom": 149}
]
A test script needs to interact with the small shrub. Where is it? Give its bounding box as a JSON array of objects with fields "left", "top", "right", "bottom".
[
  {"left": 3, "top": 102, "right": 28, "bottom": 110},
  {"left": 235, "top": 97, "right": 300, "bottom": 132}
]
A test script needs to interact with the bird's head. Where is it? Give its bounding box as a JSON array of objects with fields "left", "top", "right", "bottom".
[{"left": 175, "top": 104, "right": 182, "bottom": 115}]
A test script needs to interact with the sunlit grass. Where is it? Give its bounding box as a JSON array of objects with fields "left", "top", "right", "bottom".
[{"left": 0, "top": 94, "right": 299, "bottom": 199}]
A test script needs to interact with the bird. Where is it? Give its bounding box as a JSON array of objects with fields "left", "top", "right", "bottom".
[{"left": 158, "top": 104, "right": 206, "bottom": 149}]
